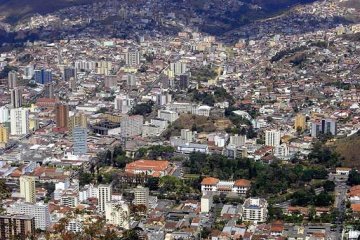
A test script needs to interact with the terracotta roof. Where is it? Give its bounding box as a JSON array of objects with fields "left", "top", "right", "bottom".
[
  {"left": 234, "top": 179, "right": 251, "bottom": 187},
  {"left": 271, "top": 221, "right": 284, "bottom": 232},
  {"left": 201, "top": 177, "right": 219, "bottom": 185},
  {"left": 125, "top": 160, "right": 169, "bottom": 172},
  {"left": 351, "top": 204, "right": 360, "bottom": 212}
]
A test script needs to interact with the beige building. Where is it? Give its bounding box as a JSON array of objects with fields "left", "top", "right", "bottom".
[
  {"left": 0, "top": 125, "right": 9, "bottom": 145},
  {"left": 68, "top": 112, "right": 88, "bottom": 132},
  {"left": 294, "top": 114, "right": 306, "bottom": 131},
  {"left": 20, "top": 176, "right": 36, "bottom": 203},
  {"left": 134, "top": 186, "right": 149, "bottom": 209}
]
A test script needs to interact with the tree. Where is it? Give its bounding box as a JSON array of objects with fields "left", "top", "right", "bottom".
[
  {"left": 130, "top": 101, "right": 154, "bottom": 116},
  {"left": 323, "top": 180, "right": 335, "bottom": 192},
  {"left": 348, "top": 170, "right": 360, "bottom": 186},
  {"left": 146, "top": 177, "right": 159, "bottom": 191},
  {"left": 314, "top": 191, "right": 334, "bottom": 207},
  {"left": 121, "top": 229, "right": 140, "bottom": 240}
]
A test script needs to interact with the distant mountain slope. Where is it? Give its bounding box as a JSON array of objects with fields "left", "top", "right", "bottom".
[
  {"left": 333, "top": 131, "right": 360, "bottom": 169},
  {"left": 0, "top": 0, "right": 101, "bottom": 23}
]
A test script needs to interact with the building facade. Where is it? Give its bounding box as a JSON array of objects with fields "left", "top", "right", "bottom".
[
  {"left": 20, "top": 176, "right": 36, "bottom": 203},
  {"left": 242, "top": 198, "right": 268, "bottom": 223},
  {"left": 10, "top": 108, "right": 29, "bottom": 135},
  {"left": 0, "top": 215, "right": 35, "bottom": 239},
  {"left": 201, "top": 177, "right": 251, "bottom": 196},
  {"left": 98, "top": 184, "right": 112, "bottom": 213}
]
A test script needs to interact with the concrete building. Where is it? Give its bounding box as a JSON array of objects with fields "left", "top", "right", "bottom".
[
  {"left": 126, "top": 74, "right": 137, "bottom": 87},
  {"left": 96, "top": 61, "right": 112, "bottom": 75},
  {"left": 34, "top": 69, "right": 52, "bottom": 85},
  {"left": 180, "top": 129, "right": 193, "bottom": 143},
  {"left": 125, "top": 50, "right": 140, "bottom": 66},
  {"left": 56, "top": 103, "right": 69, "bottom": 129},
  {"left": 120, "top": 115, "right": 143, "bottom": 138},
  {"left": 311, "top": 118, "right": 337, "bottom": 138},
  {"left": 201, "top": 177, "right": 251, "bottom": 196},
  {"left": 23, "top": 65, "right": 34, "bottom": 80},
  {"left": 8, "top": 70, "right": 17, "bottom": 89},
  {"left": 6, "top": 202, "right": 51, "bottom": 230},
  {"left": 230, "top": 134, "right": 246, "bottom": 147},
  {"left": 44, "top": 83, "right": 55, "bottom": 98},
  {"left": 157, "top": 109, "right": 179, "bottom": 123},
  {"left": 68, "top": 112, "right": 88, "bottom": 132},
  {"left": 105, "top": 200, "right": 130, "bottom": 229},
  {"left": 20, "top": 176, "right": 36, "bottom": 203},
  {"left": 0, "top": 125, "right": 9, "bottom": 145},
  {"left": 0, "top": 215, "right": 35, "bottom": 239},
  {"left": 201, "top": 193, "right": 213, "bottom": 213},
  {"left": 177, "top": 143, "right": 209, "bottom": 154},
  {"left": 72, "top": 127, "right": 87, "bottom": 155},
  {"left": 10, "top": 108, "right": 29, "bottom": 135},
  {"left": 170, "top": 62, "right": 187, "bottom": 76},
  {"left": 114, "top": 95, "right": 135, "bottom": 114},
  {"left": 265, "top": 130, "right": 281, "bottom": 147},
  {"left": 98, "top": 184, "right": 112, "bottom": 213},
  {"left": 134, "top": 186, "right": 149, "bottom": 209},
  {"left": 66, "top": 219, "right": 82, "bottom": 233},
  {"left": 242, "top": 198, "right": 268, "bottom": 222},
  {"left": 63, "top": 67, "right": 76, "bottom": 81},
  {"left": 75, "top": 60, "right": 96, "bottom": 71},
  {"left": 0, "top": 106, "right": 9, "bottom": 123},
  {"left": 10, "top": 88, "right": 22, "bottom": 108}
]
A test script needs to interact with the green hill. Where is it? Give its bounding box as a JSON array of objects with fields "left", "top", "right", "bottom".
[{"left": 332, "top": 131, "right": 360, "bottom": 169}]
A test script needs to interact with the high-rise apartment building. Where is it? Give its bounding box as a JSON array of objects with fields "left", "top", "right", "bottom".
[
  {"left": 105, "top": 201, "right": 130, "bottom": 229},
  {"left": 125, "top": 50, "right": 140, "bottom": 66},
  {"left": 170, "top": 62, "right": 187, "bottom": 76},
  {"left": 126, "top": 74, "right": 137, "bottom": 87},
  {"left": 120, "top": 115, "right": 143, "bottom": 138},
  {"left": 0, "top": 125, "right": 9, "bottom": 145},
  {"left": 294, "top": 113, "right": 306, "bottom": 131},
  {"left": 68, "top": 112, "right": 87, "bottom": 132},
  {"left": 98, "top": 184, "right": 112, "bottom": 213},
  {"left": 311, "top": 118, "right": 337, "bottom": 138},
  {"left": 265, "top": 130, "right": 281, "bottom": 147},
  {"left": 230, "top": 134, "right": 246, "bottom": 147},
  {"left": 8, "top": 70, "right": 17, "bottom": 89},
  {"left": 134, "top": 186, "right": 149, "bottom": 209},
  {"left": 10, "top": 88, "right": 23, "bottom": 108},
  {"left": 181, "top": 129, "right": 193, "bottom": 143},
  {"left": 114, "top": 95, "right": 135, "bottom": 114},
  {"left": 10, "top": 108, "right": 29, "bottom": 135},
  {"left": 6, "top": 202, "right": 51, "bottom": 230},
  {"left": 74, "top": 60, "right": 96, "bottom": 71},
  {"left": 0, "top": 215, "right": 35, "bottom": 239},
  {"left": 63, "top": 67, "right": 76, "bottom": 81},
  {"left": 34, "top": 69, "right": 52, "bottom": 84},
  {"left": 179, "top": 74, "right": 189, "bottom": 90},
  {"left": 96, "top": 61, "right": 112, "bottom": 75},
  {"left": 44, "top": 83, "right": 55, "bottom": 98},
  {"left": 0, "top": 106, "right": 9, "bottom": 123},
  {"left": 73, "top": 127, "right": 87, "bottom": 155},
  {"left": 56, "top": 104, "right": 69, "bottom": 128},
  {"left": 23, "top": 65, "right": 34, "bottom": 80},
  {"left": 20, "top": 176, "right": 36, "bottom": 203}
]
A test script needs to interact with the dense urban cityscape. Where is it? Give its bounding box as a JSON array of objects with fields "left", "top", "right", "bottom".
[{"left": 0, "top": 0, "right": 359, "bottom": 239}]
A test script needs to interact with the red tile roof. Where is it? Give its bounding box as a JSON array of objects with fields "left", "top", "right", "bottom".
[
  {"left": 201, "top": 177, "right": 219, "bottom": 185},
  {"left": 234, "top": 179, "right": 251, "bottom": 187}
]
